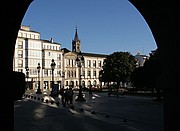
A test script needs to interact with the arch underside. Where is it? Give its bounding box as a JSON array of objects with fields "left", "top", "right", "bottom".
[{"left": 130, "top": 1, "right": 180, "bottom": 130}]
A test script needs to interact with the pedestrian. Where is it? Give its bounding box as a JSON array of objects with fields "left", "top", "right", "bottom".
[
  {"left": 89, "top": 86, "right": 92, "bottom": 97},
  {"left": 64, "top": 88, "right": 69, "bottom": 106},
  {"left": 59, "top": 87, "right": 65, "bottom": 106},
  {"left": 68, "top": 87, "right": 73, "bottom": 104},
  {"left": 108, "top": 87, "right": 112, "bottom": 97}
]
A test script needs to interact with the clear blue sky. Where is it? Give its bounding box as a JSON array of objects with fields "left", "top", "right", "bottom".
[{"left": 22, "top": 0, "right": 157, "bottom": 56}]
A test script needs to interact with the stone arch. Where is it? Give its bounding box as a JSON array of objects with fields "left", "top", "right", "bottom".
[
  {"left": 130, "top": 1, "right": 180, "bottom": 130},
  {"left": 2, "top": 0, "right": 180, "bottom": 130}
]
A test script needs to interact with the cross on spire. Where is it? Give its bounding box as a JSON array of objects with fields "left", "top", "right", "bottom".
[{"left": 74, "top": 26, "right": 80, "bottom": 41}]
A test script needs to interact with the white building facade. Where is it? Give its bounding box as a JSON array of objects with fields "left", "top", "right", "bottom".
[
  {"left": 14, "top": 25, "right": 63, "bottom": 91},
  {"left": 135, "top": 51, "right": 149, "bottom": 67},
  {"left": 63, "top": 51, "right": 106, "bottom": 89},
  {"left": 13, "top": 26, "right": 107, "bottom": 91}
]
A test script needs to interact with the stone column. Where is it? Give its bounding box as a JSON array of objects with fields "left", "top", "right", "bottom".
[{"left": 130, "top": 1, "right": 180, "bottom": 130}]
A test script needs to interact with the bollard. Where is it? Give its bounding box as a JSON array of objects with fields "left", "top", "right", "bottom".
[
  {"left": 105, "top": 115, "right": 110, "bottom": 118},
  {"left": 91, "top": 111, "right": 96, "bottom": 115},
  {"left": 56, "top": 102, "right": 60, "bottom": 106},
  {"left": 79, "top": 108, "right": 84, "bottom": 112},
  {"left": 41, "top": 98, "right": 44, "bottom": 102}
]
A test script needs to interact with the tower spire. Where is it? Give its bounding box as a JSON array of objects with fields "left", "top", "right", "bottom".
[
  {"left": 72, "top": 27, "right": 81, "bottom": 52},
  {"left": 74, "top": 26, "right": 80, "bottom": 41}
]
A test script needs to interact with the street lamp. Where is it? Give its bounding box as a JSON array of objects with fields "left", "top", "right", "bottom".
[
  {"left": 75, "top": 51, "right": 86, "bottom": 102},
  {"left": 51, "top": 59, "right": 56, "bottom": 95},
  {"left": 25, "top": 67, "right": 29, "bottom": 90},
  {"left": 36, "top": 63, "right": 42, "bottom": 94},
  {"left": 61, "top": 71, "right": 65, "bottom": 89}
]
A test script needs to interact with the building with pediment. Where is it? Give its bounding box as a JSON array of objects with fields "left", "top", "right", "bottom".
[
  {"left": 62, "top": 28, "right": 107, "bottom": 89},
  {"left": 13, "top": 26, "right": 107, "bottom": 91}
]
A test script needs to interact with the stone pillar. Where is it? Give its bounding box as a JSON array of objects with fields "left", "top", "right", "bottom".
[
  {"left": 130, "top": 0, "right": 180, "bottom": 130},
  {"left": 1, "top": 0, "right": 33, "bottom": 130}
]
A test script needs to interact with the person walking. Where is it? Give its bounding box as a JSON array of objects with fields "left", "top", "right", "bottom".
[
  {"left": 68, "top": 87, "right": 73, "bottom": 104},
  {"left": 64, "top": 88, "right": 69, "bottom": 106},
  {"left": 59, "top": 87, "right": 65, "bottom": 106},
  {"left": 89, "top": 86, "right": 92, "bottom": 97}
]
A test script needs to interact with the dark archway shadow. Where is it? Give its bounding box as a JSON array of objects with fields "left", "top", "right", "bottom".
[
  {"left": 1, "top": 1, "right": 33, "bottom": 131},
  {"left": 1, "top": 0, "right": 180, "bottom": 131},
  {"left": 130, "top": 1, "right": 180, "bottom": 131}
]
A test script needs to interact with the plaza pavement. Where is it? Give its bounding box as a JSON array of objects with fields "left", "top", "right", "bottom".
[{"left": 14, "top": 90, "right": 164, "bottom": 131}]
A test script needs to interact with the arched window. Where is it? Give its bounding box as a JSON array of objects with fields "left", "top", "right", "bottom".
[
  {"left": 93, "top": 80, "right": 97, "bottom": 87},
  {"left": 88, "top": 80, "right": 91, "bottom": 87},
  {"left": 82, "top": 81, "right": 85, "bottom": 88}
]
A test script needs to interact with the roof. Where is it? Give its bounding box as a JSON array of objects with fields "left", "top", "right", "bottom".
[
  {"left": 20, "top": 25, "right": 40, "bottom": 34},
  {"left": 73, "top": 28, "right": 80, "bottom": 42},
  {"left": 61, "top": 48, "right": 70, "bottom": 53},
  {"left": 41, "top": 39, "right": 61, "bottom": 45},
  {"left": 82, "top": 52, "right": 108, "bottom": 58}
]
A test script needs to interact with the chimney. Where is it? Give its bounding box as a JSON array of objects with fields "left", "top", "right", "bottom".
[{"left": 50, "top": 38, "right": 53, "bottom": 43}]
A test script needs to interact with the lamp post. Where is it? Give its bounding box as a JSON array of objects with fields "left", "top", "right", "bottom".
[
  {"left": 25, "top": 67, "right": 29, "bottom": 90},
  {"left": 61, "top": 71, "right": 65, "bottom": 89},
  {"left": 50, "top": 59, "right": 56, "bottom": 95},
  {"left": 75, "top": 51, "right": 86, "bottom": 102},
  {"left": 36, "top": 63, "right": 42, "bottom": 94}
]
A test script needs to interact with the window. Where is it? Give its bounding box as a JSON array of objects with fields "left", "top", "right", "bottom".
[
  {"left": 57, "top": 70, "right": 61, "bottom": 75},
  {"left": 82, "top": 81, "right": 85, "bottom": 88},
  {"left": 29, "top": 68, "right": 37, "bottom": 75},
  {"left": 67, "top": 70, "right": 70, "bottom": 77},
  {"left": 74, "top": 71, "right": 76, "bottom": 77},
  {"left": 88, "top": 60, "right": 91, "bottom": 68},
  {"left": 88, "top": 81, "right": 91, "bottom": 87},
  {"left": 66, "top": 59, "right": 69, "bottom": 66},
  {"left": 66, "top": 81, "right": 68, "bottom": 86},
  {"left": 71, "top": 70, "right": 73, "bottom": 77},
  {"left": 93, "top": 80, "right": 97, "bottom": 86},
  {"left": 18, "top": 60, "right": 23, "bottom": 67},
  {"left": 82, "top": 70, "right": 85, "bottom": 77},
  {"left": 57, "top": 62, "right": 61, "bottom": 69},
  {"left": 69, "top": 59, "right": 71, "bottom": 66},
  {"left": 71, "top": 59, "right": 74, "bottom": 67},
  {"left": 18, "top": 69, "right": 23, "bottom": 72},
  {"left": 88, "top": 70, "right": 91, "bottom": 77},
  {"left": 18, "top": 41, "right": 23, "bottom": 49},
  {"left": 57, "top": 54, "right": 61, "bottom": 60},
  {"left": 93, "top": 60, "right": 96, "bottom": 68},
  {"left": 98, "top": 61, "right": 102, "bottom": 67},
  {"left": 23, "top": 33, "right": 27, "bottom": 38},
  {"left": 31, "top": 34, "right": 35, "bottom": 39},
  {"left": 18, "top": 50, "right": 23, "bottom": 58},
  {"left": 93, "top": 71, "right": 96, "bottom": 77},
  {"left": 44, "top": 69, "right": 48, "bottom": 76}
]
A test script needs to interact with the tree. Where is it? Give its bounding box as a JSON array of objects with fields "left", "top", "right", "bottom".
[
  {"left": 143, "top": 48, "right": 162, "bottom": 99},
  {"left": 130, "top": 66, "right": 145, "bottom": 89},
  {"left": 100, "top": 51, "right": 137, "bottom": 93}
]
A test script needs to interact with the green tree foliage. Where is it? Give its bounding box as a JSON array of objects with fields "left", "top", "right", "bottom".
[
  {"left": 130, "top": 48, "right": 162, "bottom": 98},
  {"left": 143, "top": 48, "right": 161, "bottom": 89},
  {"left": 130, "top": 66, "right": 145, "bottom": 88},
  {"left": 100, "top": 51, "right": 137, "bottom": 89}
]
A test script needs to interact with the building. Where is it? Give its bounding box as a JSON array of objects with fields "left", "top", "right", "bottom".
[
  {"left": 14, "top": 25, "right": 63, "bottom": 91},
  {"left": 135, "top": 51, "right": 149, "bottom": 67},
  {"left": 13, "top": 26, "right": 107, "bottom": 91},
  {"left": 62, "top": 28, "right": 107, "bottom": 89}
]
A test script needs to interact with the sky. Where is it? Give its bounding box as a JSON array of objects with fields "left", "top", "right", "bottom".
[{"left": 22, "top": 0, "right": 157, "bottom": 56}]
